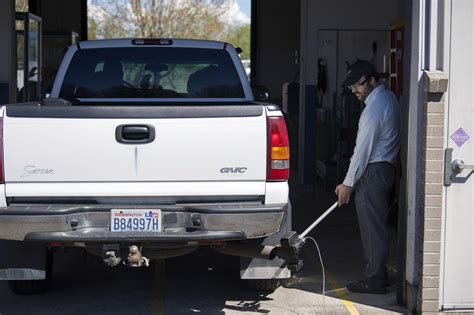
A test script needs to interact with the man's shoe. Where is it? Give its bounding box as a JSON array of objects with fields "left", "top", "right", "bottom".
[{"left": 346, "top": 280, "right": 387, "bottom": 294}]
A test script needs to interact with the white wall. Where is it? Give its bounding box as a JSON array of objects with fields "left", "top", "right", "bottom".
[
  {"left": 317, "top": 30, "right": 390, "bottom": 111},
  {"left": 299, "top": 0, "right": 404, "bottom": 172},
  {"left": 301, "top": 0, "right": 404, "bottom": 85}
]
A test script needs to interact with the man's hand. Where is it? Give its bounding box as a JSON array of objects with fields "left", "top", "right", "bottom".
[{"left": 335, "top": 184, "right": 353, "bottom": 206}]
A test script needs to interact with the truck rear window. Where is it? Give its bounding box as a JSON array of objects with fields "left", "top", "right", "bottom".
[{"left": 59, "top": 47, "right": 245, "bottom": 101}]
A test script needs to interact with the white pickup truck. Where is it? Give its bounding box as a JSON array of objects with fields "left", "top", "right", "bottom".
[{"left": 0, "top": 39, "right": 291, "bottom": 294}]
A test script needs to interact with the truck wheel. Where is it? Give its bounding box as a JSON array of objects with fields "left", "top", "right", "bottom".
[
  {"left": 8, "top": 251, "right": 53, "bottom": 295},
  {"left": 247, "top": 279, "right": 280, "bottom": 292}
]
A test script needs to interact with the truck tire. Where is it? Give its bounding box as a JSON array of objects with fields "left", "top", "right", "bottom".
[
  {"left": 247, "top": 279, "right": 280, "bottom": 292},
  {"left": 8, "top": 278, "right": 50, "bottom": 295},
  {"left": 8, "top": 251, "right": 53, "bottom": 295}
]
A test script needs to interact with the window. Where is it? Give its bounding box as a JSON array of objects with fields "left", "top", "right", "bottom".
[{"left": 59, "top": 47, "right": 245, "bottom": 103}]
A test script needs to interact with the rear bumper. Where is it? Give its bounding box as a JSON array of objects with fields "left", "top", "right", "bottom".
[
  {"left": 25, "top": 230, "right": 246, "bottom": 242},
  {"left": 0, "top": 203, "right": 287, "bottom": 242}
]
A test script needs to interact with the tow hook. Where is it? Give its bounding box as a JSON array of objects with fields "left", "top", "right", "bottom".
[{"left": 125, "top": 245, "right": 150, "bottom": 268}]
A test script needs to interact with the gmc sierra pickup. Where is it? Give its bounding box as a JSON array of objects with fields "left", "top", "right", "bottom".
[{"left": 0, "top": 38, "right": 291, "bottom": 294}]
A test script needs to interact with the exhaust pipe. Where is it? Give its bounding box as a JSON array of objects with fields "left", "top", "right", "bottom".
[
  {"left": 214, "top": 243, "right": 278, "bottom": 260},
  {"left": 213, "top": 232, "right": 304, "bottom": 272}
]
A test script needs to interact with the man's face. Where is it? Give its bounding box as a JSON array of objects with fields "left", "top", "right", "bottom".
[{"left": 350, "top": 76, "right": 373, "bottom": 101}]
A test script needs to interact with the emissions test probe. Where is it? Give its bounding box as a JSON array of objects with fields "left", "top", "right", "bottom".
[{"left": 269, "top": 201, "right": 339, "bottom": 272}]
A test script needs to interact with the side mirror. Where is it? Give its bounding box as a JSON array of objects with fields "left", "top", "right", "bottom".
[{"left": 252, "top": 85, "right": 270, "bottom": 102}]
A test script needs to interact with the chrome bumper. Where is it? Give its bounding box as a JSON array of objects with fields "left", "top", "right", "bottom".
[{"left": 0, "top": 203, "right": 287, "bottom": 242}]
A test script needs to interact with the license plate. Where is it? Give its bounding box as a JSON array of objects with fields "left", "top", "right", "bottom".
[{"left": 110, "top": 209, "right": 162, "bottom": 232}]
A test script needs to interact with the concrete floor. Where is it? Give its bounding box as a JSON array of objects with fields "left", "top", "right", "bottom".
[
  {"left": 0, "top": 250, "right": 406, "bottom": 314},
  {"left": 287, "top": 181, "right": 407, "bottom": 315},
  {"left": 0, "top": 175, "right": 408, "bottom": 314}
]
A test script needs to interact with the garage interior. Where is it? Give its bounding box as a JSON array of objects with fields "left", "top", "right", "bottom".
[
  {"left": 252, "top": 0, "right": 408, "bottom": 311},
  {"left": 0, "top": 0, "right": 415, "bottom": 313}
]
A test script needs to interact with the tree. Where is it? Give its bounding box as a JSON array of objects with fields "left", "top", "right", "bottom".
[
  {"left": 16, "top": 0, "right": 28, "bottom": 12},
  {"left": 88, "top": 0, "right": 231, "bottom": 40},
  {"left": 224, "top": 23, "right": 250, "bottom": 59},
  {"left": 88, "top": 0, "right": 131, "bottom": 39},
  {"left": 88, "top": 0, "right": 252, "bottom": 61}
]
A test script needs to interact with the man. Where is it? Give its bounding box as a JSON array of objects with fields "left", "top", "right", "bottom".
[{"left": 335, "top": 60, "right": 400, "bottom": 294}]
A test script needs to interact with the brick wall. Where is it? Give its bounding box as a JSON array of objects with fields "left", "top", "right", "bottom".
[{"left": 417, "top": 72, "right": 448, "bottom": 314}]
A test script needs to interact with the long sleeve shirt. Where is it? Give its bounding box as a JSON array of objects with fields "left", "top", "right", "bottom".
[{"left": 342, "top": 84, "right": 401, "bottom": 188}]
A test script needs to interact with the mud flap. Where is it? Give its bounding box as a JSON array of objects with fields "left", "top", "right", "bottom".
[
  {"left": 240, "top": 202, "right": 292, "bottom": 279},
  {"left": 0, "top": 241, "right": 47, "bottom": 280}
]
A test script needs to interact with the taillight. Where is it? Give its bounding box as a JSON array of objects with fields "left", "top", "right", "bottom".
[
  {"left": 267, "top": 116, "right": 290, "bottom": 181},
  {"left": 0, "top": 117, "right": 3, "bottom": 184}
]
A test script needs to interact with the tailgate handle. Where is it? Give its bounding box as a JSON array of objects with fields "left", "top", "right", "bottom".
[{"left": 116, "top": 125, "right": 155, "bottom": 144}]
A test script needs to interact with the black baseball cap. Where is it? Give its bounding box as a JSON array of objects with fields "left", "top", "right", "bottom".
[{"left": 342, "top": 60, "right": 376, "bottom": 87}]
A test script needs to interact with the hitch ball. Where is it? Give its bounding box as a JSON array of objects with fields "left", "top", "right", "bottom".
[{"left": 126, "top": 245, "right": 150, "bottom": 268}]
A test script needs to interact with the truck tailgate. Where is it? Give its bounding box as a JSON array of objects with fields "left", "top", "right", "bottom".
[{"left": 3, "top": 105, "right": 267, "bottom": 197}]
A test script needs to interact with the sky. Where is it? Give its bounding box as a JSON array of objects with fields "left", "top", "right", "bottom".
[
  {"left": 236, "top": 0, "right": 250, "bottom": 18},
  {"left": 229, "top": 0, "right": 250, "bottom": 25}
]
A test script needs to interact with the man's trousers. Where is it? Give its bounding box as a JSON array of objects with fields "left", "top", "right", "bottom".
[{"left": 354, "top": 162, "right": 395, "bottom": 286}]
